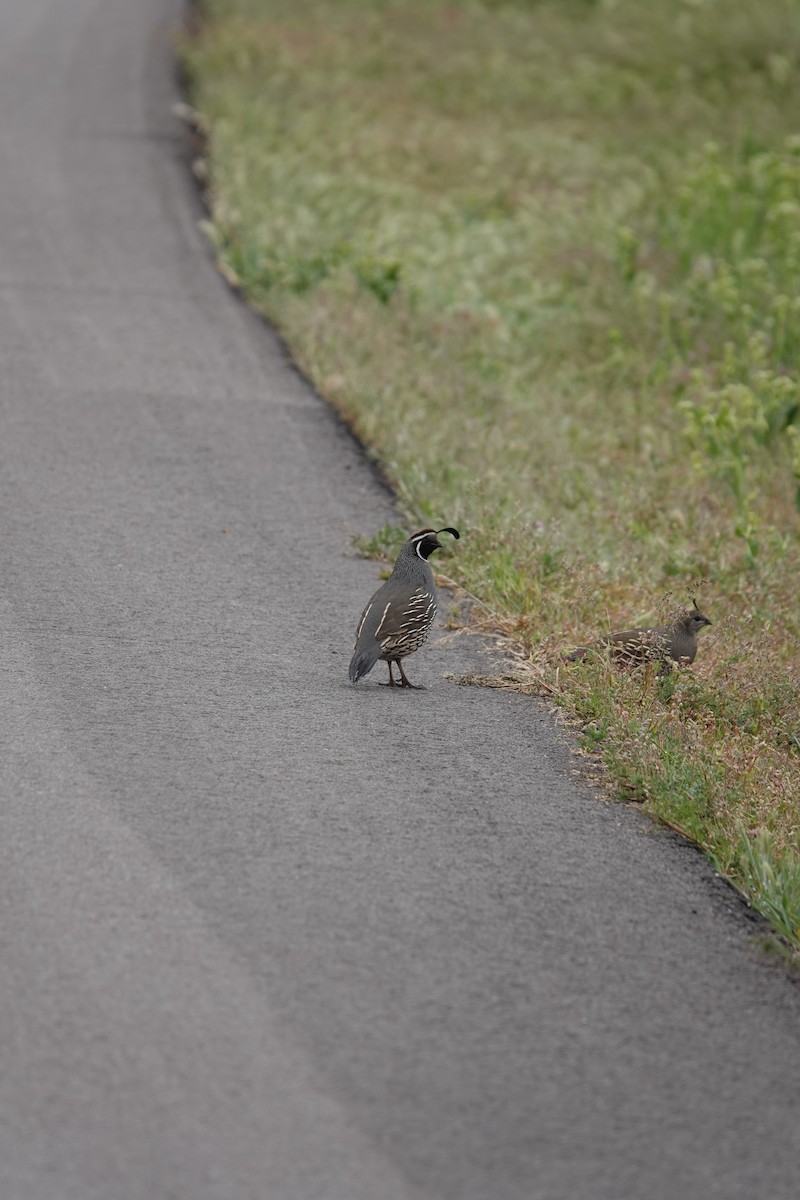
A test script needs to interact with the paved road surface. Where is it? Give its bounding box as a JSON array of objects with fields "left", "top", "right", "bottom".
[{"left": 1, "top": 1, "right": 800, "bottom": 1197}]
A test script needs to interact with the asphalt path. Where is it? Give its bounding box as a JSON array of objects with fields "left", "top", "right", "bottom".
[{"left": 2, "top": 1, "right": 800, "bottom": 1197}]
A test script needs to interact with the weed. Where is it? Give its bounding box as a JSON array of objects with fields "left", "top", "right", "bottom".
[{"left": 737, "top": 824, "right": 800, "bottom": 945}]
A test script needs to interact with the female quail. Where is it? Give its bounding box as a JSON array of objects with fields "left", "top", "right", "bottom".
[
  {"left": 349, "top": 527, "right": 460, "bottom": 688},
  {"left": 566, "top": 600, "right": 712, "bottom": 671}
]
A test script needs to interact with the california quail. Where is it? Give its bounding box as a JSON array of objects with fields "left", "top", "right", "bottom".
[
  {"left": 349, "top": 527, "right": 460, "bottom": 688},
  {"left": 566, "top": 600, "right": 712, "bottom": 671}
]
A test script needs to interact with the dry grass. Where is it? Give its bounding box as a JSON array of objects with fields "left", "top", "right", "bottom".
[{"left": 183, "top": 0, "right": 800, "bottom": 949}]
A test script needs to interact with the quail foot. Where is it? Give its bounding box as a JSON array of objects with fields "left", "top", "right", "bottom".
[{"left": 349, "top": 527, "right": 460, "bottom": 688}]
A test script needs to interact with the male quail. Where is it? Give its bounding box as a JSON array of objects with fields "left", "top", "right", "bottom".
[
  {"left": 349, "top": 527, "right": 460, "bottom": 688},
  {"left": 566, "top": 600, "right": 712, "bottom": 671}
]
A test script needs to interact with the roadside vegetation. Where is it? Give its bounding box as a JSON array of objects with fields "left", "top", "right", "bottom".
[{"left": 182, "top": 0, "right": 800, "bottom": 949}]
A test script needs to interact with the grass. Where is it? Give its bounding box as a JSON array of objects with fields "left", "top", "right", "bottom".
[{"left": 181, "top": 0, "right": 800, "bottom": 951}]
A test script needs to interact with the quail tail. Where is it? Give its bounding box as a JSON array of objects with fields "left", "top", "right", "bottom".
[{"left": 348, "top": 643, "right": 381, "bottom": 684}]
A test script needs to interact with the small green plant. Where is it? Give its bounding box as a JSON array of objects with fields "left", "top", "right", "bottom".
[
  {"left": 737, "top": 824, "right": 800, "bottom": 945},
  {"left": 355, "top": 257, "right": 402, "bottom": 305}
]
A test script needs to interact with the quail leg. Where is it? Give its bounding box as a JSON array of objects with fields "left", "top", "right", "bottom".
[
  {"left": 397, "top": 659, "right": 425, "bottom": 690},
  {"left": 379, "top": 661, "right": 397, "bottom": 687}
]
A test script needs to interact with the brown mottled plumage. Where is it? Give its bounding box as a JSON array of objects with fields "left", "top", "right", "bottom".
[{"left": 566, "top": 601, "right": 712, "bottom": 672}]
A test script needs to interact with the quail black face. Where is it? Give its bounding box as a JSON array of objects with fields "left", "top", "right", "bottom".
[{"left": 411, "top": 526, "right": 460, "bottom": 560}]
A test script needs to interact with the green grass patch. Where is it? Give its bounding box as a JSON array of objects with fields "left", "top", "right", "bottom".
[{"left": 182, "top": 0, "right": 800, "bottom": 949}]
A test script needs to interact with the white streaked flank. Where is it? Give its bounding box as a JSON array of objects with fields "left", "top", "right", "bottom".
[
  {"left": 355, "top": 601, "right": 373, "bottom": 643},
  {"left": 375, "top": 601, "right": 393, "bottom": 637}
]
